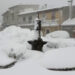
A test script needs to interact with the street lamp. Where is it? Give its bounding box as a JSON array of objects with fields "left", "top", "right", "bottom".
[{"left": 28, "top": 12, "right": 47, "bottom": 51}]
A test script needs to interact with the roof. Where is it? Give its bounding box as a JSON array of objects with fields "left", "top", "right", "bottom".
[
  {"left": 9, "top": 4, "right": 39, "bottom": 9},
  {"left": 19, "top": 9, "right": 37, "bottom": 15},
  {"left": 18, "top": 6, "right": 63, "bottom": 15},
  {"left": 44, "top": 0, "right": 75, "bottom": 9},
  {"left": 62, "top": 18, "right": 75, "bottom": 26},
  {"left": 18, "top": 3, "right": 75, "bottom": 15},
  {"left": 2, "top": 4, "right": 39, "bottom": 16}
]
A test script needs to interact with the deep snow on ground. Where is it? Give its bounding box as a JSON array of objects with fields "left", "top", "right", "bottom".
[
  {"left": 39, "top": 47, "right": 75, "bottom": 69},
  {"left": 0, "top": 50, "right": 15, "bottom": 66},
  {"left": 0, "top": 26, "right": 75, "bottom": 75},
  {"left": 1, "top": 59, "right": 75, "bottom": 75}
]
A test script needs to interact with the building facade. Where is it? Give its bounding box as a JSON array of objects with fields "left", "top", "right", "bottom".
[
  {"left": 2, "top": 4, "right": 75, "bottom": 36},
  {"left": 2, "top": 4, "right": 39, "bottom": 28},
  {"left": 61, "top": 6, "right": 75, "bottom": 37}
]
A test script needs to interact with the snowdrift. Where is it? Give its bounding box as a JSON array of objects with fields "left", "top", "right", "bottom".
[
  {"left": 39, "top": 47, "right": 75, "bottom": 69},
  {"left": 45, "top": 30, "right": 70, "bottom": 38},
  {"left": 43, "top": 38, "right": 75, "bottom": 52},
  {"left": 0, "top": 26, "right": 75, "bottom": 75}
]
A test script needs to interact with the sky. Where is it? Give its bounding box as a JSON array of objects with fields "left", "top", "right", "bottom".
[{"left": 0, "top": 0, "right": 74, "bottom": 23}]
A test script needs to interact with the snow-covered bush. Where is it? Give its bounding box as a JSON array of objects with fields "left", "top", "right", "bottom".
[
  {"left": 39, "top": 47, "right": 75, "bottom": 69},
  {"left": 43, "top": 38, "right": 75, "bottom": 52},
  {"left": 0, "top": 26, "right": 43, "bottom": 62},
  {"left": 0, "top": 49, "right": 16, "bottom": 66},
  {"left": 45, "top": 30, "right": 70, "bottom": 39},
  {"left": 0, "top": 26, "right": 34, "bottom": 61}
]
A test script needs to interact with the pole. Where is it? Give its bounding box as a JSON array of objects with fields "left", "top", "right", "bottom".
[
  {"left": 37, "top": 12, "right": 41, "bottom": 39},
  {"left": 68, "top": 0, "right": 73, "bottom": 19}
]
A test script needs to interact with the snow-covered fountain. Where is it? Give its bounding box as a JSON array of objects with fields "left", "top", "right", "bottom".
[{"left": 28, "top": 18, "right": 47, "bottom": 51}]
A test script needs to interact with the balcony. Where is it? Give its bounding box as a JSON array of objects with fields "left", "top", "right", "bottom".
[
  {"left": 18, "top": 19, "right": 59, "bottom": 27},
  {"left": 41, "top": 19, "right": 59, "bottom": 27}
]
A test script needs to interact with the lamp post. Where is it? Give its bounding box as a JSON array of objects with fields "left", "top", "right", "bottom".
[{"left": 28, "top": 13, "right": 47, "bottom": 51}]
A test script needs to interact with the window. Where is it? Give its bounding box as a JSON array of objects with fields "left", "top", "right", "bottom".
[
  {"left": 23, "top": 17, "right": 26, "bottom": 22},
  {"left": 46, "top": 29, "right": 50, "bottom": 34},
  {"left": 6, "top": 16, "right": 8, "bottom": 21},
  {"left": 42, "top": 13, "right": 46, "bottom": 20},
  {"left": 42, "top": 13, "right": 46, "bottom": 23},
  {"left": 29, "top": 16, "right": 32, "bottom": 23},
  {"left": 51, "top": 11, "right": 56, "bottom": 20},
  {"left": 11, "top": 13, "right": 14, "bottom": 20},
  {"left": 42, "top": 13, "right": 46, "bottom": 18}
]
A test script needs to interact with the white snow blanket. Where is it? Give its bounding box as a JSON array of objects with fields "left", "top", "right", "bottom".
[
  {"left": 39, "top": 47, "right": 75, "bottom": 69},
  {"left": 43, "top": 37, "right": 75, "bottom": 52},
  {"left": 0, "top": 50, "right": 15, "bottom": 66},
  {"left": 0, "top": 26, "right": 75, "bottom": 75},
  {"left": 45, "top": 30, "right": 70, "bottom": 38},
  {"left": 0, "top": 50, "right": 75, "bottom": 75}
]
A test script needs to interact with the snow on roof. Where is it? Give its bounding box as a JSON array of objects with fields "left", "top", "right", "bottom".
[
  {"left": 19, "top": 10, "right": 37, "bottom": 15},
  {"left": 45, "top": 0, "right": 75, "bottom": 9},
  {"left": 62, "top": 18, "right": 75, "bottom": 26},
  {"left": 19, "top": 0, "right": 75, "bottom": 15},
  {"left": 18, "top": 1, "right": 68, "bottom": 15},
  {"left": 18, "top": 0, "right": 75, "bottom": 15},
  {"left": 19, "top": 5, "right": 64, "bottom": 15}
]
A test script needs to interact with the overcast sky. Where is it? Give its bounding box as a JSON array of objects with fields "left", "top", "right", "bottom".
[{"left": 0, "top": 0, "right": 74, "bottom": 23}]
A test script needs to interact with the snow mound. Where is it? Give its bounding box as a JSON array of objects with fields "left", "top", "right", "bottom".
[
  {"left": 0, "top": 50, "right": 15, "bottom": 66},
  {"left": 24, "top": 50, "right": 44, "bottom": 60},
  {"left": 43, "top": 38, "right": 75, "bottom": 52},
  {"left": 0, "top": 26, "right": 34, "bottom": 61},
  {"left": 0, "top": 26, "right": 33, "bottom": 41},
  {"left": 39, "top": 47, "right": 75, "bottom": 69},
  {"left": 62, "top": 18, "right": 75, "bottom": 26},
  {"left": 0, "top": 26, "right": 44, "bottom": 65},
  {"left": 45, "top": 30, "right": 70, "bottom": 38}
]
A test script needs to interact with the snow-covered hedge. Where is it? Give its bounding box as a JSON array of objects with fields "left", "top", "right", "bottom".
[
  {"left": 43, "top": 38, "right": 75, "bottom": 52},
  {"left": 0, "top": 26, "right": 33, "bottom": 60},
  {"left": 45, "top": 30, "right": 70, "bottom": 39},
  {"left": 0, "top": 26, "right": 75, "bottom": 74}
]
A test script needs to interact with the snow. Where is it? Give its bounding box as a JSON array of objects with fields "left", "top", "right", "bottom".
[
  {"left": 0, "top": 26, "right": 44, "bottom": 60},
  {"left": 18, "top": 0, "right": 69, "bottom": 15},
  {"left": 23, "top": 50, "right": 44, "bottom": 60},
  {"left": 0, "top": 50, "right": 15, "bottom": 66},
  {"left": 43, "top": 30, "right": 72, "bottom": 52},
  {"left": 62, "top": 18, "right": 75, "bottom": 26},
  {"left": 39, "top": 47, "right": 75, "bottom": 69},
  {"left": 0, "top": 26, "right": 75, "bottom": 75},
  {"left": 43, "top": 37, "right": 75, "bottom": 52},
  {"left": 0, "top": 50, "right": 75, "bottom": 75},
  {"left": 0, "top": 60, "right": 52, "bottom": 75},
  {"left": 0, "top": 26, "right": 35, "bottom": 61},
  {"left": 45, "top": 30, "right": 70, "bottom": 38},
  {"left": 19, "top": 9, "right": 37, "bottom": 15}
]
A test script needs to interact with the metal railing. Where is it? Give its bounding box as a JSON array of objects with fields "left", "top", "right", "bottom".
[
  {"left": 18, "top": 19, "right": 59, "bottom": 26},
  {"left": 41, "top": 19, "right": 59, "bottom": 25}
]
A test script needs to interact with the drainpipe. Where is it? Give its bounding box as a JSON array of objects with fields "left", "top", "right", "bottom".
[
  {"left": 68, "top": 0, "right": 73, "bottom": 37},
  {"left": 68, "top": 0, "right": 73, "bottom": 19}
]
